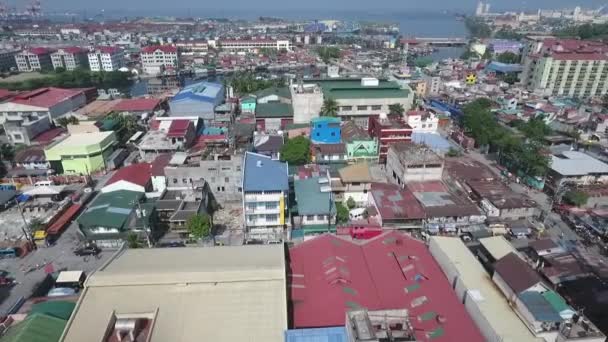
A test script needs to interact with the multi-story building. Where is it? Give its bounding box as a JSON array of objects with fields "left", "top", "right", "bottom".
[
  {"left": 386, "top": 142, "right": 444, "bottom": 186},
  {"left": 0, "top": 49, "right": 18, "bottom": 71},
  {"left": 243, "top": 152, "right": 289, "bottom": 242},
  {"left": 88, "top": 46, "right": 125, "bottom": 72},
  {"left": 368, "top": 113, "right": 413, "bottom": 162},
  {"left": 45, "top": 132, "right": 117, "bottom": 174},
  {"left": 51, "top": 47, "right": 89, "bottom": 71},
  {"left": 140, "top": 45, "right": 179, "bottom": 75},
  {"left": 304, "top": 77, "right": 414, "bottom": 128},
  {"left": 406, "top": 110, "right": 439, "bottom": 133},
  {"left": 545, "top": 150, "right": 608, "bottom": 195},
  {"left": 521, "top": 38, "right": 608, "bottom": 98},
  {"left": 219, "top": 39, "right": 291, "bottom": 52},
  {"left": 290, "top": 83, "right": 323, "bottom": 124},
  {"left": 15, "top": 48, "right": 54, "bottom": 72},
  {"left": 175, "top": 40, "right": 208, "bottom": 54}
]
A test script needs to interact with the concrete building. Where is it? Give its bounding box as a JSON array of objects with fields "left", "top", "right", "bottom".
[
  {"left": 51, "top": 47, "right": 89, "bottom": 71},
  {"left": 140, "top": 45, "right": 179, "bottom": 75},
  {"left": 169, "top": 81, "right": 224, "bottom": 120},
  {"left": 290, "top": 83, "right": 323, "bottom": 124},
  {"left": 386, "top": 142, "right": 444, "bottom": 185},
  {"left": 304, "top": 78, "right": 414, "bottom": 128},
  {"left": 341, "top": 121, "right": 378, "bottom": 161},
  {"left": 0, "top": 49, "right": 18, "bottom": 71},
  {"left": 310, "top": 117, "right": 341, "bottom": 144},
  {"left": 330, "top": 162, "right": 372, "bottom": 204},
  {"left": 219, "top": 39, "right": 291, "bottom": 52},
  {"left": 101, "top": 163, "right": 153, "bottom": 194},
  {"left": 59, "top": 245, "right": 288, "bottom": 342},
  {"left": 406, "top": 110, "right": 439, "bottom": 133},
  {"left": 468, "top": 180, "right": 539, "bottom": 221},
  {"left": 293, "top": 176, "right": 335, "bottom": 228},
  {"left": 545, "top": 151, "right": 608, "bottom": 194},
  {"left": 175, "top": 40, "right": 208, "bottom": 54},
  {"left": 423, "top": 74, "right": 441, "bottom": 96},
  {"left": 368, "top": 114, "right": 413, "bottom": 162},
  {"left": 428, "top": 237, "right": 544, "bottom": 342},
  {"left": 521, "top": 39, "right": 608, "bottom": 98},
  {"left": 255, "top": 102, "right": 293, "bottom": 132},
  {"left": 45, "top": 132, "right": 117, "bottom": 174},
  {"left": 87, "top": 46, "right": 125, "bottom": 72},
  {"left": 15, "top": 48, "right": 54, "bottom": 72},
  {"left": 138, "top": 120, "right": 196, "bottom": 161},
  {"left": 243, "top": 152, "right": 289, "bottom": 242}
]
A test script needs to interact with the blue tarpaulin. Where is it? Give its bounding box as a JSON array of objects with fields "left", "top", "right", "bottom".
[{"left": 16, "top": 194, "right": 30, "bottom": 203}]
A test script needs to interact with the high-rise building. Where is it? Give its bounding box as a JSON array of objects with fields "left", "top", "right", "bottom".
[
  {"left": 51, "top": 47, "right": 89, "bottom": 71},
  {"left": 15, "top": 48, "right": 54, "bottom": 72},
  {"left": 476, "top": 1, "right": 485, "bottom": 16},
  {"left": 87, "top": 46, "right": 125, "bottom": 72},
  {"left": 140, "top": 45, "right": 179, "bottom": 75}
]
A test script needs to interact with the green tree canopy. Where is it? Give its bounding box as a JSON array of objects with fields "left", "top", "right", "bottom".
[
  {"left": 465, "top": 17, "right": 492, "bottom": 38},
  {"left": 321, "top": 97, "right": 339, "bottom": 117},
  {"left": 0, "top": 68, "right": 133, "bottom": 91},
  {"left": 563, "top": 190, "right": 589, "bottom": 207},
  {"left": 517, "top": 117, "right": 551, "bottom": 142},
  {"left": 336, "top": 202, "right": 349, "bottom": 224},
  {"left": 187, "top": 214, "right": 212, "bottom": 240},
  {"left": 126, "top": 232, "right": 141, "bottom": 248},
  {"left": 414, "top": 57, "right": 433, "bottom": 68},
  {"left": 317, "top": 46, "right": 341, "bottom": 63},
  {"left": 280, "top": 136, "right": 311, "bottom": 165},
  {"left": 462, "top": 98, "right": 496, "bottom": 147},
  {"left": 496, "top": 51, "right": 520, "bottom": 64},
  {"left": 346, "top": 197, "right": 356, "bottom": 209},
  {"left": 228, "top": 72, "right": 285, "bottom": 95},
  {"left": 388, "top": 103, "right": 405, "bottom": 116}
]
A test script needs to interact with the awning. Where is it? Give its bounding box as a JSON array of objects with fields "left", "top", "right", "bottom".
[
  {"left": 16, "top": 194, "right": 30, "bottom": 203},
  {"left": 24, "top": 186, "right": 66, "bottom": 197},
  {"left": 56, "top": 271, "right": 84, "bottom": 284},
  {"left": 47, "top": 204, "right": 82, "bottom": 235}
]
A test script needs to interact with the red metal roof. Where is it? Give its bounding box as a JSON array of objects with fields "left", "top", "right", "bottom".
[
  {"left": 111, "top": 98, "right": 161, "bottom": 112},
  {"left": 370, "top": 182, "right": 426, "bottom": 221},
  {"left": 288, "top": 232, "right": 485, "bottom": 341},
  {"left": 59, "top": 46, "right": 87, "bottom": 54},
  {"left": 141, "top": 45, "right": 177, "bottom": 54},
  {"left": 47, "top": 203, "right": 82, "bottom": 235},
  {"left": 0, "top": 89, "right": 16, "bottom": 102},
  {"left": 12, "top": 88, "right": 85, "bottom": 109},
  {"left": 105, "top": 163, "right": 152, "bottom": 187},
  {"left": 150, "top": 154, "right": 171, "bottom": 176},
  {"left": 92, "top": 46, "right": 121, "bottom": 54},
  {"left": 167, "top": 119, "right": 191, "bottom": 137},
  {"left": 32, "top": 127, "right": 67, "bottom": 146},
  {"left": 27, "top": 47, "right": 53, "bottom": 55}
]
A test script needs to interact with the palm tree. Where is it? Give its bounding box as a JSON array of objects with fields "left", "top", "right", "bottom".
[
  {"left": 321, "top": 97, "right": 339, "bottom": 117},
  {"left": 388, "top": 103, "right": 405, "bottom": 116}
]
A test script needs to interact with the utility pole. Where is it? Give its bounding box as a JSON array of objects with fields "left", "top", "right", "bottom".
[
  {"left": 15, "top": 199, "right": 36, "bottom": 250},
  {"left": 134, "top": 200, "right": 152, "bottom": 248}
]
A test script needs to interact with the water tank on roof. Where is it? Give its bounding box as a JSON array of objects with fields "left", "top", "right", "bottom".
[{"left": 361, "top": 77, "right": 379, "bottom": 87}]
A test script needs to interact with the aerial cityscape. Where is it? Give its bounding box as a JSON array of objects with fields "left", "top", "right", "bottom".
[{"left": 0, "top": 0, "right": 608, "bottom": 341}]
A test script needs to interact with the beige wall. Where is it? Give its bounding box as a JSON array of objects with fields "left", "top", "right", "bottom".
[{"left": 67, "top": 122, "right": 102, "bottom": 134}]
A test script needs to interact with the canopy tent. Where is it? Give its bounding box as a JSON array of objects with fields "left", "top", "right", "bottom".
[{"left": 24, "top": 186, "right": 66, "bottom": 197}]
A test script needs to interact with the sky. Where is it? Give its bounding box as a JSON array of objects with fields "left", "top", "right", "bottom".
[{"left": 12, "top": 0, "right": 608, "bottom": 14}]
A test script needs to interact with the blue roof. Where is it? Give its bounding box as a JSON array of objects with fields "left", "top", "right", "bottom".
[
  {"left": 518, "top": 291, "right": 564, "bottom": 322},
  {"left": 171, "top": 81, "right": 223, "bottom": 104},
  {"left": 243, "top": 152, "right": 288, "bottom": 192},
  {"left": 285, "top": 327, "right": 347, "bottom": 342},
  {"left": 412, "top": 132, "right": 454, "bottom": 152},
  {"left": 486, "top": 62, "right": 523, "bottom": 74}
]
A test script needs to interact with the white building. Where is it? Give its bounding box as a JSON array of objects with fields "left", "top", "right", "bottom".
[
  {"left": 15, "top": 48, "right": 54, "bottom": 72},
  {"left": 140, "top": 45, "right": 179, "bottom": 75},
  {"left": 51, "top": 47, "right": 89, "bottom": 71},
  {"left": 219, "top": 39, "right": 291, "bottom": 52},
  {"left": 88, "top": 46, "right": 125, "bottom": 72},
  {"left": 290, "top": 83, "right": 323, "bottom": 124},
  {"left": 406, "top": 110, "right": 439, "bottom": 133},
  {"left": 386, "top": 142, "right": 444, "bottom": 186}
]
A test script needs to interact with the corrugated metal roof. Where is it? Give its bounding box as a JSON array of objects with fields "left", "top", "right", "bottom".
[
  {"left": 294, "top": 177, "right": 335, "bottom": 216},
  {"left": 243, "top": 152, "right": 288, "bottom": 192},
  {"left": 284, "top": 327, "right": 347, "bottom": 342},
  {"left": 518, "top": 291, "right": 563, "bottom": 322}
]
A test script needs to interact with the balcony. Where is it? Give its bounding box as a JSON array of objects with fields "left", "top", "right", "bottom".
[{"left": 244, "top": 193, "right": 283, "bottom": 202}]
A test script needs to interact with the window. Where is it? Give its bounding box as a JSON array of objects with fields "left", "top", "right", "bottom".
[
  {"left": 236, "top": 166, "right": 241, "bottom": 171},
  {"left": 341, "top": 106, "right": 353, "bottom": 111},
  {"left": 173, "top": 178, "right": 178, "bottom": 184},
  {"left": 371, "top": 105, "right": 382, "bottom": 111},
  {"left": 357, "top": 105, "right": 368, "bottom": 111},
  {"left": 225, "top": 177, "right": 229, "bottom": 183},
  {"left": 306, "top": 215, "right": 315, "bottom": 221},
  {"left": 182, "top": 178, "right": 187, "bottom": 184},
  {"left": 317, "top": 215, "right": 326, "bottom": 220},
  {"left": 247, "top": 202, "right": 256, "bottom": 210},
  {"left": 331, "top": 132, "right": 335, "bottom": 136},
  {"left": 266, "top": 214, "right": 278, "bottom": 221}
]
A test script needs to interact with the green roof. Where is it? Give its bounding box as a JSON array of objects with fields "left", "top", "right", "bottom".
[
  {"left": 77, "top": 190, "right": 143, "bottom": 229},
  {"left": 30, "top": 301, "right": 75, "bottom": 321},
  {"left": 255, "top": 102, "right": 293, "bottom": 118},
  {"left": 542, "top": 291, "right": 572, "bottom": 313},
  {"left": 0, "top": 313, "right": 67, "bottom": 342},
  {"left": 254, "top": 86, "right": 291, "bottom": 100},
  {"left": 241, "top": 96, "right": 257, "bottom": 103},
  {"left": 294, "top": 177, "right": 336, "bottom": 216},
  {"left": 306, "top": 78, "right": 410, "bottom": 100}
]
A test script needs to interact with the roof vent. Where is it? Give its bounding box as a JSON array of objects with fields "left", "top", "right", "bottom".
[
  {"left": 114, "top": 318, "right": 142, "bottom": 342},
  {"left": 256, "top": 160, "right": 263, "bottom": 167}
]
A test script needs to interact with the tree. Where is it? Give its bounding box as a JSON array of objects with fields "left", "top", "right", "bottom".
[
  {"left": 346, "top": 197, "right": 356, "bottom": 210},
  {"left": 0, "top": 143, "right": 15, "bottom": 161},
  {"left": 464, "top": 17, "right": 492, "bottom": 38},
  {"left": 563, "top": 190, "right": 589, "bottom": 207},
  {"left": 462, "top": 98, "right": 497, "bottom": 147},
  {"left": 519, "top": 117, "right": 551, "bottom": 142},
  {"left": 106, "top": 112, "right": 140, "bottom": 143},
  {"left": 187, "top": 214, "right": 212, "bottom": 240},
  {"left": 496, "top": 51, "right": 520, "bottom": 64},
  {"left": 280, "top": 136, "right": 311, "bottom": 165},
  {"left": 321, "top": 97, "right": 339, "bottom": 117},
  {"left": 56, "top": 116, "right": 79, "bottom": 128},
  {"left": 316, "top": 46, "right": 340, "bottom": 63},
  {"left": 336, "top": 202, "right": 349, "bottom": 224},
  {"left": 446, "top": 147, "right": 462, "bottom": 157},
  {"left": 500, "top": 73, "right": 519, "bottom": 85},
  {"left": 414, "top": 57, "right": 433, "bottom": 68},
  {"left": 126, "top": 232, "right": 141, "bottom": 248},
  {"left": 388, "top": 103, "right": 405, "bottom": 116}
]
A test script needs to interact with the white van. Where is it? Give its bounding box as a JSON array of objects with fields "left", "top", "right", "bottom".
[{"left": 34, "top": 180, "right": 54, "bottom": 187}]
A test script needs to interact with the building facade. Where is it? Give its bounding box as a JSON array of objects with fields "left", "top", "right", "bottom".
[
  {"left": 219, "top": 39, "right": 291, "bottom": 52},
  {"left": 140, "top": 45, "right": 179, "bottom": 75},
  {"left": 88, "top": 46, "right": 125, "bottom": 72},
  {"left": 51, "top": 47, "right": 89, "bottom": 71},
  {"left": 0, "top": 49, "right": 18, "bottom": 71},
  {"left": 386, "top": 143, "right": 444, "bottom": 185},
  {"left": 368, "top": 114, "right": 413, "bottom": 162},
  {"left": 15, "top": 48, "right": 54, "bottom": 72},
  {"left": 45, "top": 132, "right": 117, "bottom": 175}
]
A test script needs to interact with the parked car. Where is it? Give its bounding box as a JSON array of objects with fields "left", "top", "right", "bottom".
[{"left": 73, "top": 243, "right": 101, "bottom": 256}]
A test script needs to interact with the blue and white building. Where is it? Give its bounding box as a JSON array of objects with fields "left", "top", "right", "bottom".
[
  {"left": 169, "top": 81, "right": 225, "bottom": 121},
  {"left": 242, "top": 152, "right": 289, "bottom": 242}
]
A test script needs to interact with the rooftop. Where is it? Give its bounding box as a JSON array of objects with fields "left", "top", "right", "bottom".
[
  {"left": 104, "top": 162, "right": 152, "bottom": 188},
  {"left": 243, "top": 152, "right": 288, "bottom": 192},
  {"left": 255, "top": 102, "right": 293, "bottom": 118},
  {"left": 141, "top": 45, "right": 178, "bottom": 53},
  {"left": 45, "top": 131, "right": 115, "bottom": 153},
  {"left": 551, "top": 151, "right": 608, "bottom": 176},
  {"left": 9, "top": 88, "right": 85, "bottom": 109},
  {"left": 408, "top": 181, "right": 481, "bottom": 218},
  {"left": 171, "top": 81, "right": 223, "bottom": 103},
  {"left": 338, "top": 162, "right": 372, "bottom": 183},
  {"left": 444, "top": 157, "right": 496, "bottom": 181},
  {"left": 494, "top": 252, "right": 543, "bottom": 294},
  {"left": 390, "top": 142, "right": 443, "bottom": 166},
  {"left": 167, "top": 119, "right": 192, "bottom": 137},
  {"left": 478, "top": 236, "right": 519, "bottom": 261},
  {"left": 77, "top": 190, "right": 142, "bottom": 229},
  {"left": 255, "top": 86, "right": 292, "bottom": 99},
  {"left": 111, "top": 98, "right": 161, "bottom": 112},
  {"left": 288, "top": 232, "right": 485, "bottom": 341},
  {"left": 341, "top": 121, "right": 371, "bottom": 142},
  {"left": 467, "top": 180, "right": 537, "bottom": 209},
  {"left": 61, "top": 245, "right": 287, "bottom": 342},
  {"left": 294, "top": 177, "right": 335, "bottom": 216},
  {"left": 370, "top": 182, "right": 426, "bottom": 221},
  {"left": 306, "top": 78, "right": 410, "bottom": 100}
]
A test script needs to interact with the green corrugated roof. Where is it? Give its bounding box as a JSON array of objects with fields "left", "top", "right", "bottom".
[
  {"left": 294, "top": 177, "right": 336, "bottom": 216},
  {"left": 30, "top": 301, "right": 75, "bottom": 321},
  {"left": 255, "top": 102, "right": 293, "bottom": 118},
  {"left": 77, "top": 190, "right": 143, "bottom": 229},
  {"left": 0, "top": 313, "right": 66, "bottom": 342},
  {"left": 254, "top": 86, "right": 292, "bottom": 99},
  {"left": 306, "top": 78, "right": 410, "bottom": 99},
  {"left": 542, "top": 291, "right": 571, "bottom": 313}
]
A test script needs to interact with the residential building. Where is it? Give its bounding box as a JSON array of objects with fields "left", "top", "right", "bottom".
[
  {"left": 138, "top": 120, "right": 196, "bottom": 161},
  {"left": 13, "top": 147, "right": 49, "bottom": 170},
  {"left": 310, "top": 117, "right": 341, "bottom": 144},
  {"left": 341, "top": 121, "right": 378, "bottom": 161},
  {"left": 15, "top": 48, "right": 54, "bottom": 72},
  {"left": 219, "top": 39, "right": 291, "bottom": 52},
  {"left": 154, "top": 188, "right": 209, "bottom": 237},
  {"left": 150, "top": 154, "right": 171, "bottom": 194},
  {"left": 293, "top": 176, "right": 335, "bottom": 228},
  {"left": 0, "top": 49, "right": 18, "bottom": 71},
  {"left": 101, "top": 163, "right": 153, "bottom": 194},
  {"left": 51, "top": 47, "right": 89, "bottom": 71},
  {"left": 76, "top": 190, "right": 155, "bottom": 248},
  {"left": 330, "top": 163, "right": 373, "bottom": 205},
  {"left": 288, "top": 232, "right": 486, "bottom": 341},
  {"left": 240, "top": 96, "right": 256, "bottom": 114},
  {"left": 111, "top": 98, "right": 162, "bottom": 114},
  {"left": 406, "top": 110, "right": 439, "bottom": 133},
  {"left": 254, "top": 134, "right": 283, "bottom": 160},
  {"left": 367, "top": 182, "right": 426, "bottom": 229},
  {"left": 255, "top": 102, "right": 293, "bottom": 132},
  {"left": 312, "top": 143, "right": 347, "bottom": 164},
  {"left": 87, "top": 46, "right": 125, "bottom": 72},
  {"left": 290, "top": 83, "right": 323, "bottom": 124},
  {"left": 423, "top": 74, "right": 441, "bottom": 96},
  {"left": 386, "top": 142, "right": 444, "bottom": 185},
  {"left": 368, "top": 114, "right": 413, "bottom": 162},
  {"left": 175, "top": 40, "right": 209, "bottom": 54},
  {"left": 45, "top": 132, "right": 117, "bottom": 174},
  {"left": 304, "top": 78, "right": 414, "bottom": 128},
  {"left": 468, "top": 180, "right": 539, "bottom": 220},
  {"left": 242, "top": 152, "right": 289, "bottom": 242},
  {"left": 521, "top": 39, "right": 608, "bottom": 98},
  {"left": 545, "top": 151, "right": 608, "bottom": 194},
  {"left": 255, "top": 86, "right": 292, "bottom": 104},
  {"left": 169, "top": 81, "right": 224, "bottom": 120},
  {"left": 140, "top": 45, "right": 179, "bottom": 75},
  {"left": 2, "top": 113, "right": 51, "bottom": 146},
  {"left": 428, "top": 237, "right": 544, "bottom": 342},
  {"left": 59, "top": 245, "right": 288, "bottom": 342}
]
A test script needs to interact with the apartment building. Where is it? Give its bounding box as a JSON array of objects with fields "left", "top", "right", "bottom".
[
  {"left": 243, "top": 152, "right": 289, "bottom": 242},
  {"left": 521, "top": 38, "right": 608, "bottom": 98},
  {"left": 175, "top": 40, "right": 208, "bottom": 54},
  {"left": 0, "top": 49, "right": 18, "bottom": 71},
  {"left": 51, "top": 47, "right": 89, "bottom": 71},
  {"left": 15, "top": 48, "right": 54, "bottom": 72},
  {"left": 88, "top": 46, "right": 125, "bottom": 72},
  {"left": 368, "top": 113, "right": 413, "bottom": 162},
  {"left": 219, "top": 39, "right": 291, "bottom": 52},
  {"left": 140, "top": 45, "right": 179, "bottom": 75}
]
